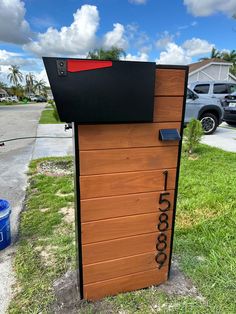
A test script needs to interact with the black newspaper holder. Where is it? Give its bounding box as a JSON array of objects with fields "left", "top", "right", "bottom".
[{"left": 43, "top": 57, "right": 156, "bottom": 124}]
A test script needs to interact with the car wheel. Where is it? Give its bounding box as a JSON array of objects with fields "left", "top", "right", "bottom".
[{"left": 200, "top": 113, "right": 218, "bottom": 135}]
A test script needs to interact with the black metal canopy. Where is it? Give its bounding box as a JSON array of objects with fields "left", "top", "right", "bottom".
[{"left": 43, "top": 57, "right": 156, "bottom": 124}]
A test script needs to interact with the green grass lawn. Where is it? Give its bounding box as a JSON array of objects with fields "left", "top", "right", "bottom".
[
  {"left": 39, "top": 108, "right": 63, "bottom": 124},
  {"left": 8, "top": 145, "right": 236, "bottom": 313}
]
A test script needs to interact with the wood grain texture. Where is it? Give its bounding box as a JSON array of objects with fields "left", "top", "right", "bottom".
[
  {"left": 78, "top": 122, "right": 181, "bottom": 150},
  {"left": 153, "top": 97, "right": 184, "bottom": 122},
  {"left": 81, "top": 190, "right": 174, "bottom": 222},
  {"left": 82, "top": 211, "right": 173, "bottom": 244},
  {"left": 83, "top": 249, "right": 170, "bottom": 284},
  {"left": 80, "top": 146, "right": 178, "bottom": 175},
  {"left": 155, "top": 69, "right": 186, "bottom": 96},
  {"left": 80, "top": 168, "right": 176, "bottom": 199},
  {"left": 82, "top": 230, "right": 171, "bottom": 264},
  {"left": 83, "top": 266, "right": 168, "bottom": 300}
]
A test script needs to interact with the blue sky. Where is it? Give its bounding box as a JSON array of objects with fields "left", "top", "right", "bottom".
[{"left": 0, "top": 0, "right": 236, "bottom": 84}]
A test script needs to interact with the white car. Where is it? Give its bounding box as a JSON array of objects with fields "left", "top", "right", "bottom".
[{"left": 0, "top": 96, "right": 18, "bottom": 102}]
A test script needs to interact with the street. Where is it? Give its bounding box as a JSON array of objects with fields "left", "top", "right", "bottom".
[{"left": 0, "top": 104, "right": 44, "bottom": 314}]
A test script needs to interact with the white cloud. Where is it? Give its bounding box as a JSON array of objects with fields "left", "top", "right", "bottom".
[
  {"left": 129, "top": 0, "right": 147, "bottom": 4},
  {"left": 0, "top": 0, "right": 32, "bottom": 44},
  {"left": 184, "top": 0, "right": 236, "bottom": 17},
  {"left": 156, "top": 31, "right": 175, "bottom": 49},
  {"left": 0, "top": 49, "right": 38, "bottom": 68},
  {"left": 124, "top": 52, "right": 149, "bottom": 61},
  {"left": 156, "top": 37, "right": 214, "bottom": 65},
  {"left": 182, "top": 38, "right": 213, "bottom": 57},
  {"left": 24, "top": 5, "right": 100, "bottom": 57},
  {"left": 103, "top": 23, "right": 128, "bottom": 49},
  {"left": 156, "top": 43, "right": 192, "bottom": 65}
]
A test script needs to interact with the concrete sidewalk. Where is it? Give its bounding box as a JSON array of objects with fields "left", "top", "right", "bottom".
[{"left": 32, "top": 124, "right": 72, "bottom": 159}]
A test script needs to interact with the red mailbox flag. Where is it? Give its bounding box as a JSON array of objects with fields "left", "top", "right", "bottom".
[{"left": 67, "top": 60, "right": 113, "bottom": 73}]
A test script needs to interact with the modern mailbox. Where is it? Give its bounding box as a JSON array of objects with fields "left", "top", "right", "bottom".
[{"left": 44, "top": 57, "right": 189, "bottom": 300}]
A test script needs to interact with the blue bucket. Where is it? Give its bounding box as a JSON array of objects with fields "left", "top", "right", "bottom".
[{"left": 0, "top": 199, "right": 11, "bottom": 250}]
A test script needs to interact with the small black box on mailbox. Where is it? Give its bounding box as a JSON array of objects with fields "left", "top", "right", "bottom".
[{"left": 43, "top": 57, "right": 156, "bottom": 124}]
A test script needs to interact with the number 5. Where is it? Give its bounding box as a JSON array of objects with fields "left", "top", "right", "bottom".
[{"left": 159, "top": 192, "right": 170, "bottom": 212}]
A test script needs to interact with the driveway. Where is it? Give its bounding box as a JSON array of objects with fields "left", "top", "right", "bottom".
[
  {"left": 202, "top": 122, "right": 236, "bottom": 152},
  {"left": 0, "top": 104, "right": 44, "bottom": 314}
]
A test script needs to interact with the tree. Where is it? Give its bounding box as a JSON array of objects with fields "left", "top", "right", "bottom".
[
  {"left": 7, "top": 65, "right": 23, "bottom": 86},
  {"left": 199, "top": 47, "right": 221, "bottom": 61},
  {"left": 34, "top": 79, "right": 47, "bottom": 95},
  {"left": 25, "top": 72, "right": 35, "bottom": 95},
  {"left": 87, "top": 47, "right": 126, "bottom": 60},
  {"left": 221, "top": 50, "right": 236, "bottom": 76},
  {"left": 0, "top": 81, "right": 8, "bottom": 90},
  {"left": 9, "top": 84, "right": 25, "bottom": 99}
]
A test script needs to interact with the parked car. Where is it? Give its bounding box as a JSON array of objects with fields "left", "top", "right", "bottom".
[
  {"left": 29, "top": 95, "right": 38, "bottom": 101},
  {"left": 188, "top": 81, "right": 236, "bottom": 101},
  {"left": 0, "top": 96, "right": 18, "bottom": 102},
  {"left": 36, "top": 96, "right": 47, "bottom": 102},
  {"left": 185, "top": 88, "right": 224, "bottom": 134},
  {"left": 221, "top": 91, "right": 236, "bottom": 125}
]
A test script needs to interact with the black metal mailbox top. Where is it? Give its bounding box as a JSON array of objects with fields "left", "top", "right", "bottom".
[{"left": 43, "top": 57, "right": 156, "bottom": 124}]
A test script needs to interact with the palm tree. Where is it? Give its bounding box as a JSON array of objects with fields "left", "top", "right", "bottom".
[
  {"left": 87, "top": 47, "right": 126, "bottom": 60},
  {"left": 221, "top": 50, "right": 236, "bottom": 63},
  {"left": 34, "top": 79, "right": 47, "bottom": 95},
  {"left": 221, "top": 50, "right": 236, "bottom": 77},
  {"left": 7, "top": 65, "right": 23, "bottom": 86},
  {"left": 199, "top": 47, "right": 221, "bottom": 61},
  {"left": 25, "top": 73, "right": 35, "bottom": 95}
]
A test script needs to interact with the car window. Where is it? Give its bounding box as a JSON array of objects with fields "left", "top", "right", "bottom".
[
  {"left": 193, "top": 84, "right": 210, "bottom": 94},
  {"left": 213, "top": 84, "right": 228, "bottom": 94},
  {"left": 229, "top": 84, "right": 236, "bottom": 94}
]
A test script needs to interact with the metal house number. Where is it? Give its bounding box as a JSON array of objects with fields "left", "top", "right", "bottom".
[{"left": 155, "top": 170, "right": 170, "bottom": 269}]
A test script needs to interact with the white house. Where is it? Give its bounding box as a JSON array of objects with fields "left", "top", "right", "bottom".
[
  {"left": 0, "top": 88, "right": 8, "bottom": 98},
  {"left": 188, "top": 58, "right": 236, "bottom": 83}
]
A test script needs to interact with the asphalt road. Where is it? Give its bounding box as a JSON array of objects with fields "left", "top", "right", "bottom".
[{"left": 0, "top": 104, "right": 44, "bottom": 314}]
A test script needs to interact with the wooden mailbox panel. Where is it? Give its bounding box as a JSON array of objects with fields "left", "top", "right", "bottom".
[{"left": 75, "top": 65, "right": 188, "bottom": 300}]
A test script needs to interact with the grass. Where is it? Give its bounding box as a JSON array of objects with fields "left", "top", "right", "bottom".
[
  {"left": 39, "top": 108, "right": 63, "bottom": 124},
  {"left": 8, "top": 145, "right": 236, "bottom": 313},
  {"left": 0, "top": 101, "right": 19, "bottom": 106}
]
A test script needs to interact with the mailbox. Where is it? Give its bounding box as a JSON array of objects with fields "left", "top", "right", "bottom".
[{"left": 43, "top": 57, "right": 189, "bottom": 301}]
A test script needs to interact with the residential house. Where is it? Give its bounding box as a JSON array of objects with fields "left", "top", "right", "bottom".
[
  {"left": 0, "top": 88, "right": 8, "bottom": 98},
  {"left": 188, "top": 58, "right": 236, "bottom": 83}
]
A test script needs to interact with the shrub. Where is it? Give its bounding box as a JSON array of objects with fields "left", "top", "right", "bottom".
[{"left": 183, "top": 119, "right": 203, "bottom": 155}]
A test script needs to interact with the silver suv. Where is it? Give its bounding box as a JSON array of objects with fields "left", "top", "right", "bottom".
[
  {"left": 188, "top": 81, "right": 236, "bottom": 100},
  {"left": 185, "top": 88, "right": 223, "bottom": 134}
]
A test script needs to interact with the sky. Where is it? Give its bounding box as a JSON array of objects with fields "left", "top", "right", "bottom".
[{"left": 0, "top": 0, "right": 236, "bottom": 85}]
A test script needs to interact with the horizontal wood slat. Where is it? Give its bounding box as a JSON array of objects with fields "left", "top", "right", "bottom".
[
  {"left": 80, "top": 168, "right": 176, "bottom": 199},
  {"left": 82, "top": 230, "right": 172, "bottom": 264},
  {"left": 81, "top": 190, "right": 174, "bottom": 222},
  {"left": 80, "top": 146, "right": 178, "bottom": 175},
  {"left": 155, "top": 69, "right": 186, "bottom": 96},
  {"left": 83, "top": 266, "right": 168, "bottom": 300},
  {"left": 153, "top": 97, "right": 184, "bottom": 122},
  {"left": 82, "top": 211, "right": 173, "bottom": 244},
  {"left": 83, "top": 249, "right": 170, "bottom": 284},
  {"left": 78, "top": 122, "right": 181, "bottom": 150}
]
